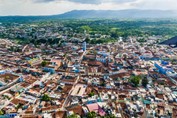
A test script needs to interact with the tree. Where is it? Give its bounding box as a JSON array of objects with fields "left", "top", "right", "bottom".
[
  {"left": 87, "top": 111, "right": 97, "bottom": 118},
  {"left": 111, "top": 32, "right": 118, "bottom": 38},
  {"left": 0, "top": 110, "right": 4, "bottom": 115},
  {"left": 89, "top": 91, "right": 95, "bottom": 97},
  {"left": 9, "top": 46, "right": 21, "bottom": 52},
  {"left": 41, "top": 61, "right": 48, "bottom": 67},
  {"left": 103, "top": 114, "right": 116, "bottom": 118},
  {"left": 67, "top": 114, "right": 79, "bottom": 118},
  {"left": 137, "top": 38, "right": 146, "bottom": 43},
  {"left": 5, "top": 76, "right": 10, "bottom": 79},
  {"left": 85, "top": 37, "right": 90, "bottom": 43},
  {"left": 130, "top": 75, "right": 141, "bottom": 87},
  {"left": 142, "top": 77, "right": 148, "bottom": 87},
  {"left": 4, "top": 76, "right": 10, "bottom": 83},
  {"left": 41, "top": 94, "right": 51, "bottom": 101},
  {"left": 81, "top": 25, "right": 92, "bottom": 33},
  {"left": 16, "top": 103, "right": 23, "bottom": 110},
  {"left": 93, "top": 50, "right": 97, "bottom": 59},
  {"left": 108, "top": 114, "right": 116, "bottom": 118},
  {"left": 64, "top": 53, "right": 68, "bottom": 58}
]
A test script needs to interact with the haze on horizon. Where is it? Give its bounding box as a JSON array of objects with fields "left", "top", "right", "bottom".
[{"left": 0, "top": 0, "right": 177, "bottom": 16}]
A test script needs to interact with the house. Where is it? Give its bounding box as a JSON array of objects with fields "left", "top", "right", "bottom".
[{"left": 86, "top": 103, "right": 106, "bottom": 116}]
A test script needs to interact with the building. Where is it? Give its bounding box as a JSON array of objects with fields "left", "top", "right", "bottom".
[{"left": 83, "top": 42, "right": 86, "bottom": 51}]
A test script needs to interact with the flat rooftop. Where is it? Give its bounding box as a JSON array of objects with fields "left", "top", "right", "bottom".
[{"left": 71, "top": 84, "right": 87, "bottom": 97}]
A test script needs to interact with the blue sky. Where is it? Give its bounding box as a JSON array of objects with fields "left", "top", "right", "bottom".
[{"left": 0, "top": 0, "right": 177, "bottom": 16}]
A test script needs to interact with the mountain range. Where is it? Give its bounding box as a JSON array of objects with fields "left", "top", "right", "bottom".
[
  {"left": 0, "top": 9, "right": 177, "bottom": 22},
  {"left": 56, "top": 10, "right": 177, "bottom": 19}
]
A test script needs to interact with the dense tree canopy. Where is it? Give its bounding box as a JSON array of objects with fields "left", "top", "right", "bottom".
[
  {"left": 130, "top": 75, "right": 141, "bottom": 87},
  {"left": 1, "top": 19, "right": 177, "bottom": 45}
]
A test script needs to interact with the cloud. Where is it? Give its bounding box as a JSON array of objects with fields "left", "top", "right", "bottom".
[
  {"left": 133, "top": 0, "right": 177, "bottom": 10},
  {"left": 33, "top": 0, "right": 55, "bottom": 2},
  {"left": 0, "top": 0, "right": 177, "bottom": 16},
  {"left": 69, "top": 0, "right": 137, "bottom": 4},
  {"left": 34, "top": 0, "right": 137, "bottom": 4}
]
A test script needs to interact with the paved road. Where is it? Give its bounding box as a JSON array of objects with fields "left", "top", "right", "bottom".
[
  {"left": 61, "top": 51, "right": 87, "bottom": 110},
  {"left": 0, "top": 82, "right": 20, "bottom": 95},
  {"left": 61, "top": 75, "right": 80, "bottom": 110}
]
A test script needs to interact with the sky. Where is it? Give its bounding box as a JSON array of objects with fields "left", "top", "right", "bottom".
[{"left": 0, "top": 0, "right": 177, "bottom": 16}]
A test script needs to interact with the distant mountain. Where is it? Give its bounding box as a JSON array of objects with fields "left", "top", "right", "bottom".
[
  {"left": 160, "top": 36, "right": 177, "bottom": 46},
  {"left": 56, "top": 10, "right": 177, "bottom": 19},
  {"left": 0, "top": 9, "right": 177, "bottom": 22}
]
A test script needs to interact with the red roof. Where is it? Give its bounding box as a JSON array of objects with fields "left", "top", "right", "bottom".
[{"left": 86, "top": 103, "right": 105, "bottom": 116}]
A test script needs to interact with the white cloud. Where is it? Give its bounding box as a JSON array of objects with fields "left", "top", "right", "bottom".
[
  {"left": 0, "top": 0, "right": 176, "bottom": 16},
  {"left": 134, "top": 0, "right": 177, "bottom": 10},
  {"left": 34, "top": 0, "right": 137, "bottom": 4}
]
